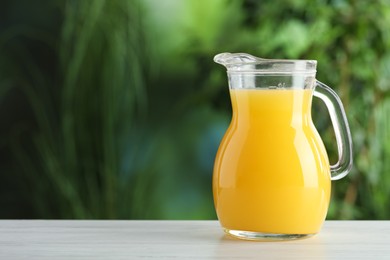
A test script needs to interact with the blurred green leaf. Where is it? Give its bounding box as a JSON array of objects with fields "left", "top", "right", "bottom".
[{"left": 2, "top": 0, "right": 390, "bottom": 220}]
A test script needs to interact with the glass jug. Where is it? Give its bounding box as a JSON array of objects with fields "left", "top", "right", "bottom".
[{"left": 213, "top": 53, "right": 353, "bottom": 241}]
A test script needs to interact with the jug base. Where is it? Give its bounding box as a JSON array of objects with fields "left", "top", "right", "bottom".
[{"left": 224, "top": 228, "right": 315, "bottom": 241}]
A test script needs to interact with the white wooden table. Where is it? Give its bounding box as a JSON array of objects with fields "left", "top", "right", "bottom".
[{"left": 0, "top": 220, "right": 389, "bottom": 259}]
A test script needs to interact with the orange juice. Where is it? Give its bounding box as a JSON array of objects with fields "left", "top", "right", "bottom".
[{"left": 213, "top": 88, "right": 331, "bottom": 235}]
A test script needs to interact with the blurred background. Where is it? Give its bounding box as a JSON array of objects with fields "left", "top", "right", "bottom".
[{"left": 0, "top": 0, "right": 390, "bottom": 219}]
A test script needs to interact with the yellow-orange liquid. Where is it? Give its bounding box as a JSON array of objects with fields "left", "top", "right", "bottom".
[{"left": 213, "top": 88, "right": 331, "bottom": 234}]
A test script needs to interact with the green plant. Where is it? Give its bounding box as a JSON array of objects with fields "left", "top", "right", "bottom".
[
  {"left": 1, "top": 0, "right": 390, "bottom": 220},
  {"left": 1, "top": 0, "right": 152, "bottom": 218}
]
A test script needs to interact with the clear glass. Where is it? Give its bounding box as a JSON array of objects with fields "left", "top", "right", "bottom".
[
  {"left": 213, "top": 53, "right": 353, "bottom": 241},
  {"left": 314, "top": 81, "right": 353, "bottom": 180}
]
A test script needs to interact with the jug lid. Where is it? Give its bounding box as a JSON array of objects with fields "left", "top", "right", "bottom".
[{"left": 214, "top": 53, "right": 317, "bottom": 74}]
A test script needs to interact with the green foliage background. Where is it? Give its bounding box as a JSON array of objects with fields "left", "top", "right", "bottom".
[{"left": 0, "top": 0, "right": 389, "bottom": 219}]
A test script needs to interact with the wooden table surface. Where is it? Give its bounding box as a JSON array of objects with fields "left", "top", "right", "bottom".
[{"left": 0, "top": 220, "right": 389, "bottom": 259}]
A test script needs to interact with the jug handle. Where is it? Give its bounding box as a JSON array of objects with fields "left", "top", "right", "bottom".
[{"left": 314, "top": 81, "right": 353, "bottom": 180}]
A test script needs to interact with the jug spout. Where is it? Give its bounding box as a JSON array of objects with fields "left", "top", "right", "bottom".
[
  {"left": 214, "top": 53, "right": 264, "bottom": 66},
  {"left": 214, "top": 52, "right": 317, "bottom": 74}
]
